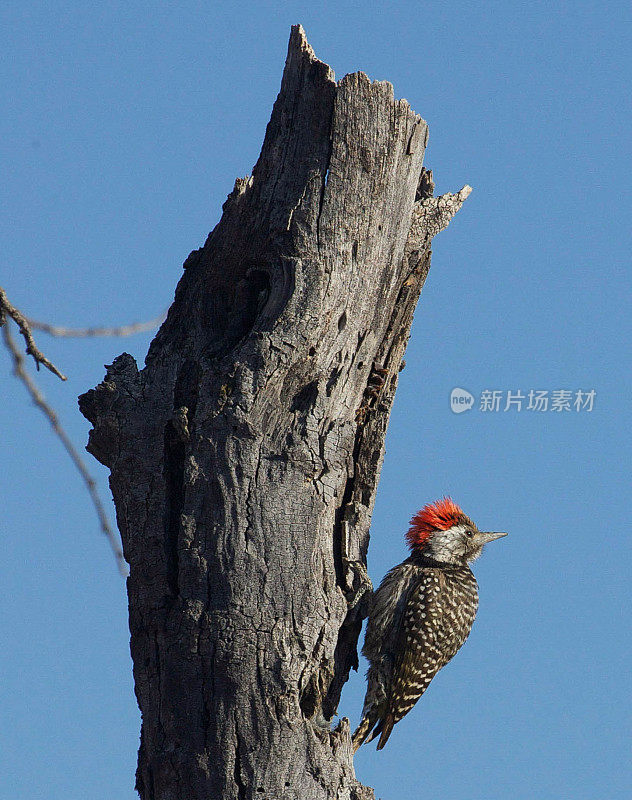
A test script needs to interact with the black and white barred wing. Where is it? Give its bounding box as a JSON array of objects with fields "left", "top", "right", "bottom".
[{"left": 376, "top": 570, "right": 450, "bottom": 750}]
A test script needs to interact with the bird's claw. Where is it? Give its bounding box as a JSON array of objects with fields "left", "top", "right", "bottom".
[{"left": 343, "top": 559, "right": 373, "bottom": 612}]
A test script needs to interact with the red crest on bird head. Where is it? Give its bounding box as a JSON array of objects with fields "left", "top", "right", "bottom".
[{"left": 406, "top": 497, "right": 464, "bottom": 550}]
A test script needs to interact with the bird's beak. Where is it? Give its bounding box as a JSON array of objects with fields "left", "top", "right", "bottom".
[{"left": 473, "top": 531, "right": 508, "bottom": 546}]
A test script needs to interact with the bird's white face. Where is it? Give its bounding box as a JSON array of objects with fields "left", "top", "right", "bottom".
[
  {"left": 426, "top": 524, "right": 471, "bottom": 563},
  {"left": 426, "top": 525, "right": 507, "bottom": 564}
]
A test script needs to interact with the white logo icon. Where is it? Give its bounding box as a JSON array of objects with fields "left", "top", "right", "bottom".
[{"left": 450, "top": 387, "right": 474, "bottom": 414}]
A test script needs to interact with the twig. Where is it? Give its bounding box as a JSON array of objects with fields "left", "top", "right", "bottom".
[
  {"left": 27, "top": 312, "right": 166, "bottom": 338},
  {"left": 2, "top": 321, "right": 128, "bottom": 576},
  {"left": 0, "top": 286, "right": 67, "bottom": 380}
]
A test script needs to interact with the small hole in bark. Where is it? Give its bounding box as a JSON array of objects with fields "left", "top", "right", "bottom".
[
  {"left": 291, "top": 381, "right": 319, "bottom": 413},
  {"left": 299, "top": 677, "right": 319, "bottom": 719},
  {"left": 309, "top": 346, "right": 316, "bottom": 356},
  {"left": 357, "top": 361, "right": 364, "bottom": 369},
  {"left": 326, "top": 367, "right": 341, "bottom": 397},
  {"left": 337, "top": 311, "right": 347, "bottom": 332}
]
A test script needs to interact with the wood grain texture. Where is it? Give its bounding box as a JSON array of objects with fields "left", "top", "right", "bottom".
[{"left": 79, "top": 25, "right": 469, "bottom": 800}]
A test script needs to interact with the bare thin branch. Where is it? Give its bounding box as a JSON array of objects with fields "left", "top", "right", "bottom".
[
  {"left": 2, "top": 321, "right": 128, "bottom": 576},
  {"left": 28, "top": 312, "right": 166, "bottom": 338},
  {"left": 0, "top": 286, "right": 67, "bottom": 380}
]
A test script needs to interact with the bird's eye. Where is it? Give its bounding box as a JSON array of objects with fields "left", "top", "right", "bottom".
[{"left": 466, "top": 530, "right": 474, "bottom": 537}]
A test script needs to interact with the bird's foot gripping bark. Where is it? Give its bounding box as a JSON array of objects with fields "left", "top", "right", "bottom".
[{"left": 342, "top": 558, "right": 373, "bottom": 615}]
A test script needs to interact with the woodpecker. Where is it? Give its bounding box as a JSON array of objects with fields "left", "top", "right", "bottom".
[{"left": 352, "top": 497, "right": 506, "bottom": 751}]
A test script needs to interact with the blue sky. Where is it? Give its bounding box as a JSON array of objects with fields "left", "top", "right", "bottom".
[{"left": 1, "top": 2, "right": 630, "bottom": 799}]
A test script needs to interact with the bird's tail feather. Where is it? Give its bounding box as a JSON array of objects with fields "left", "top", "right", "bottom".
[
  {"left": 352, "top": 713, "right": 378, "bottom": 752},
  {"left": 351, "top": 716, "right": 371, "bottom": 752},
  {"left": 376, "top": 713, "right": 395, "bottom": 750}
]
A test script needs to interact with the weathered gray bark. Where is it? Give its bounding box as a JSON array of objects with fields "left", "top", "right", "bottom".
[{"left": 79, "top": 25, "right": 469, "bottom": 800}]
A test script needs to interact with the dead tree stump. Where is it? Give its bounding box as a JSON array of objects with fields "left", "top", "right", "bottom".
[{"left": 80, "top": 24, "right": 470, "bottom": 800}]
